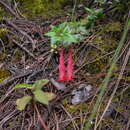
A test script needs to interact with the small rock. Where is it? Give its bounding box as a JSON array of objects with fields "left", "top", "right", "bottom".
[
  {"left": 71, "top": 84, "right": 92, "bottom": 105},
  {"left": 50, "top": 78, "right": 66, "bottom": 91}
]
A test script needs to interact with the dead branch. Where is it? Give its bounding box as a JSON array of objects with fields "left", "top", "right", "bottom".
[
  {"left": 5, "top": 19, "right": 36, "bottom": 49},
  {"left": 0, "top": 0, "right": 19, "bottom": 18},
  {"left": 13, "top": 39, "right": 37, "bottom": 60}
]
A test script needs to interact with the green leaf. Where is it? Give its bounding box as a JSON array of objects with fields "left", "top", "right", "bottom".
[
  {"left": 85, "top": 8, "right": 94, "bottom": 14},
  {"left": 16, "top": 96, "right": 32, "bottom": 111},
  {"left": 64, "top": 34, "right": 77, "bottom": 43},
  {"left": 98, "top": 0, "right": 106, "bottom": 4},
  {"left": 96, "top": 9, "right": 103, "bottom": 18},
  {"left": 51, "top": 36, "right": 61, "bottom": 45},
  {"left": 51, "top": 25, "right": 58, "bottom": 31},
  {"left": 45, "top": 21, "right": 87, "bottom": 48},
  {"left": 44, "top": 92, "right": 56, "bottom": 101},
  {"left": 14, "top": 83, "right": 33, "bottom": 89},
  {"left": 33, "top": 79, "right": 49, "bottom": 90},
  {"left": 45, "top": 31, "right": 56, "bottom": 37},
  {"left": 33, "top": 90, "right": 49, "bottom": 105}
]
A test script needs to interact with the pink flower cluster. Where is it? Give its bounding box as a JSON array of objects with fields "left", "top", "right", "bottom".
[{"left": 59, "top": 47, "right": 73, "bottom": 82}]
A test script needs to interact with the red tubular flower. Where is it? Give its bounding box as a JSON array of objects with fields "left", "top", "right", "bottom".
[
  {"left": 59, "top": 48, "right": 66, "bottom": 81},
  {"left": 67, "top": 47, "right": 73, "bottom": 81}
]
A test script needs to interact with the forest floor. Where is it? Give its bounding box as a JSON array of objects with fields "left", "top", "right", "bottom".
[{"left": 0, "top": 1, "right": 130, "bottom": 130}]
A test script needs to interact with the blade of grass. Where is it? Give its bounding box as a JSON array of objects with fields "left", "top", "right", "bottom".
[
  {"left": 96, "top": 42, "right": 130, "bottom": 128},
  {"left": 84, "top": 12, "right": 130, "bottom": 130}
]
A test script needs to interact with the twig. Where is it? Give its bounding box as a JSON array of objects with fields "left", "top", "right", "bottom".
[
  {"left": 0, "top": 0, "right": 19, "bottom": 18},
  {"left": 75, "top": 51, "right": 114, "bottom": 73},
  {"left": 5, "top": 19, "right": 36, "bottom": 49},
  {"left": 88, "top": 0, "right": 95, "bottom": 7},
  {"left": 0, "top": 81, "right": 18, "bottom": 104},
  {"left": 0, "top": 110, "right": 20, "bottom": 127},
  {"left": 13, "top": 39, "right": 37, "bottom": 60},
  {"left": 61, "top": 104, "right": 79, "bottom": 130},
  {"left": 126, "top": 118, "right": 130, "bottom": 130},
  {"left": 0, "top": 63, "right": 4, "bottom": 69},
  {"left": 34, "top": 103, "right": 48, "bottom": 130},
  {"left": 26, "top": 69, "right": 45, "bottom": 83}
]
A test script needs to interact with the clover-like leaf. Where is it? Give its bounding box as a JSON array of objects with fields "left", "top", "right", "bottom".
[
  {"left": 44, "top": 92, "right": 56, "bottom": 101},
  {"left": 33, "top": 90, "right": 49, "bottom": 105},
  {"left": 16, "top": 95, "right": 32, "bottom": 111},
  {"left": 85, "top": 8, "right": 94, "bottom": 14},
  {"left": 45, "top": 21, "right": 87, "bottom": 48},
  {"left": 45, "top": 31, "right": 56, "bottom": 37},
  {"left": 14, "top": 83, "right": 33, "bottom": 89},
  {"left": 33, "top": 79, "right": 49, "bottom": 90}
]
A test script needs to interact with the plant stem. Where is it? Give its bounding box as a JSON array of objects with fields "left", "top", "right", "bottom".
[
  {"left": 84, "top": 12, "right": 130, "bottom": 130},
  {"left": 34, "top": 103, "right": 48, "bottom": 130}
]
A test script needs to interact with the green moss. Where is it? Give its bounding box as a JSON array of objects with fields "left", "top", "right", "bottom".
[
  {"left": 95, "top": 37, "right": 117, "bottom": 52},
  {"left": 104, "top": 22, "right": 122, "bottom": 32},
  {"left": 17, "top": 0, "right": 71, "bottom": 19},
  {"left": 0, "top": 69, "right": 11, "bottom": 83},
  {"left": 84, "top": 50, "right": 108, "bottom": 74},
  {"left": 0, "top": 53, "right": 7, "bottom": 61},
  {"left": 83, "top": 22, "right": 120, "bottom": 75},
  {"left": 0, "top": 28, "right": 8, "bottom": 39},
  {"left": 93, "top": 21, "right": 122, "bottom": 52},
  {"left": 0, "top": 7, "right": 7, "bottom": 20}
]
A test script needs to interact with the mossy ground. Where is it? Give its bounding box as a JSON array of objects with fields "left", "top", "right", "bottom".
[
  {"left": 0, "top": 0, "right": 130, "bottom": 129},
  {"left": 16, "top": 0, "right": 72, "bottom": 19}
]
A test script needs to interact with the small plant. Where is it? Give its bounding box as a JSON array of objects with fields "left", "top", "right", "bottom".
[
  {"left": 45, "top": 7, "right": 104, "bottom": 82},
  {"left": 45, "top": 21, "right": 87, "bottom": 81},
  {"left": 0, "top": 28, "right": 8, "bottom": 39},
  {"left": 45, "top": 21, "right": 87, "bottom": 50},
  {"left": 14, "top": 79, "right": 56, "bottom": 110},
  {"left": 85, "top": 8, "right": 103, "bottom": 28},
  {"left": 96, "top": 0, "right": 107, "bottom": 4}
]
